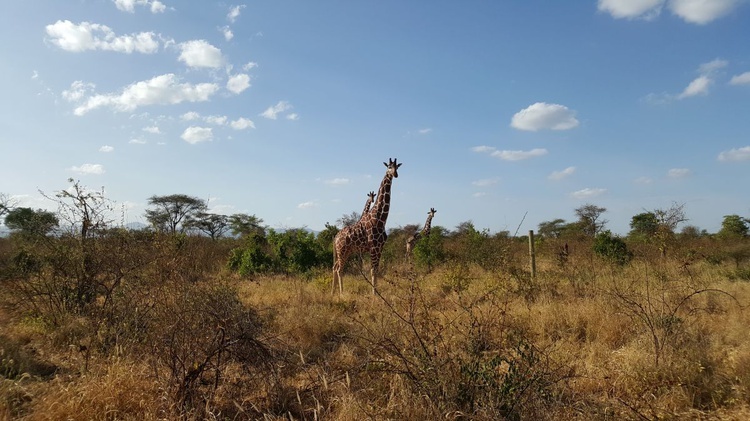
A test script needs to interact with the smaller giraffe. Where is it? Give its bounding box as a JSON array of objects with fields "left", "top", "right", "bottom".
[
  {"left": 360, "top": 191, "right": 376, "bottom": 222},
  {"left": 406, "top": 207, "right": 436, "bottom": 260}
]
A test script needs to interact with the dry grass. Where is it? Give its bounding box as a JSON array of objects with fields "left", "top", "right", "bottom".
[{"left": 2, "top": 238, "right": 750, "bottom": 420}]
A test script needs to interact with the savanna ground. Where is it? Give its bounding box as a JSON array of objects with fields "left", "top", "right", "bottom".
[{"left": 2, "top": 226, "right": 750, "bottom": 421}]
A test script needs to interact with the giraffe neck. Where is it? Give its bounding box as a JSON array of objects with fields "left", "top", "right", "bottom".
[
  {"left": 370, "top": 174, "right": 394, "bottom": 225},
  {"left": 421, "top": 214, "right": 434, "bottom": 237},
  {"left": 360, "top": 195, "right": 374, "bottom": 221}
]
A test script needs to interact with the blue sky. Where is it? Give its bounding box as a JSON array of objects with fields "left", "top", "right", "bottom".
[{"left": 1, "top": 0, "right": 749, "bottom": 235}]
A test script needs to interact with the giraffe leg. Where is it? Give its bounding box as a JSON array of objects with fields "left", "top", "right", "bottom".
[{"left": 370, "top": 253, "right": 381, "bottom": 295}]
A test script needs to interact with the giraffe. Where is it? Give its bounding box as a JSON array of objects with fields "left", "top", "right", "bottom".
[
  {"left": 332, "top": 158, "right": 402, "bottom": 295},
  {"left": 406, "top": 208, "right": 437, "bottom": 261},
  {"left": 360, "top": 191, "right": 376, "bottom": 221}
]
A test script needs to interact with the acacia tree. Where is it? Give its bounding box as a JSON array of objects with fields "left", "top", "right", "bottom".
[
  {"left": 629, "top": 212, "right": 659, "bottom": 240},
  {"left": 651, "top": 202, "right": 687, "bottom": 258},
  {"left": 575, "top": 204, "right": 608, "bottom": 237},
  {"left": 4, "top": 207, "right": 59, "bottom": 237},
  {"left": 190, "top": 212, "right": 230, "bottom": 240},
  {"left": 145, "top": 194, "right": 207, "bottom": 234},
  {"left": 718, "top": 214, "right": 749, "bottom": 239},
  {"left": 538, "top": 218, "right": 568, "bottom": 238},
  {"left": 1, "top": 192, "right": 17, "bottom": 221},
  {"left": 228, "top": 213, "right": 265, "bottom": 238}
]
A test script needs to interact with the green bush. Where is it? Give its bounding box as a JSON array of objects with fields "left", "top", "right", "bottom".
[{"left": 593, "top": 230, "right": 632, "bottom": 266}]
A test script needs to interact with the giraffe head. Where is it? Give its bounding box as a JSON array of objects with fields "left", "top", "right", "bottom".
[
  {"left": 368, "top": 191, "right": 376, "bottom": 200},
  {"left": 383, "top": 158, "right": 402, "bottom": 178},
  {"left": 429, "top": 208, "right": 437, "bottom": 216}
]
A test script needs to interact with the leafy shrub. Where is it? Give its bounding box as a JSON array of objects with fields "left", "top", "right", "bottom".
[{"left": 593, "top": 231, "right": 632, "bottom": 266}]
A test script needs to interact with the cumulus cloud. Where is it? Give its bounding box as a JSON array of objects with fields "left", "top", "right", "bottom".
[
  {"left": 114, "top": 0, "right": 166, "bottom": 13},
  {"left": 129, "top": 138, "right": 146, "bottom": 144},
  {"left": 181, "top": 126, "right": 213, "bottom": 144},
  {"left": 178, "top": 40, "right": 224, "bottom": 69},
  {"left": 62, "top": 81, "right": 95, "bottom": 102},
  {"left": 667, "top": 168, "right": 691, "bottom": 178},
  {"left": 143, "top": 126, "right": 161, "bottom": 134},
  {"left": 46, "top": 20, "right": 159, "bottom": 53},
  {"left": 243, "top": 62, "right": 258, "bottom": 71},
  {"left": 297, "top": 201, "right": 317, "bottom": 209},
  {"left": 729, "top": 72, "right": 750, "bottom": 86},
  {"left": 598, "top": 0, "right": 742, "bottom": 24},
  {"left": 571, "top": 188, "right": 607, "bottom": 199},
  {"left": 548, "top": 166, "right": 576, "bottom": 180},
  {"left": 510, "top": 102, "right": 579, "bottom": 131},
  {"left": 71, "top": 74, "right": 219, "bottom": 115},
  {"left": 286, "top": 113, "right": 299, "bottom": 121},
  {"left": 471, "top": 145, "right": 497, "bottom": 153},
  {"left": 324, "top": 178, "right": 350, "bottom": 186},
  {"left": 491, "top": 148, "right": 548, "bottom": 161},
  {"left": 718, "top": 146, "right": 750, "bottom": 162},
  {"left": 204, "top": 115, "right": 227, "bottom": 125},
  {"left": 678, "top": 75, "right": 712, "bottom": 98},
  {"left": 597, "top": 0, "right": 663, "bottom": 20},
  {"left": 227, "top": 73, "right": 251, "bottom": 94},
  {"left": 99, "top": 145, "right": 114, "bottom": 152},
  {"left": 181, "top": 111, "right": 200, "bottom": 121},
  {"left": 635, "top": 176, "right": 653, "bottom": 184},
  {"left": 227, "top": 5, "right": 245, "bottom": 22},
  {"left": 260, "top": 101, "right": 293, "bottom": 119},
  {"left": 221, "top": 26, "right": 233, "bottom": 41},
  {"left": 230, "top": 117, "right": 255, "bottom": 130},
  {"left": 69, "top": 163, "right": 105, "bottom": 175},
  {"left": 472, "top": 178, "right": 500, "bottom": 187}
]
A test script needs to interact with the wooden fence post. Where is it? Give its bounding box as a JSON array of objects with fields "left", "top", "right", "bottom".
[{"left": 528, "top": 230, "right": 536, "bottom": 279}]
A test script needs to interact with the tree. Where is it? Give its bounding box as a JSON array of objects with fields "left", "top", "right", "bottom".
[
  {"left": 629, "top": 212, "right": 659, "bottom": 239},
  {"left": 0, "top": 192, "right": 17, "bottom": 221},
  {"left": 652, "top": 202, "right": 688, "bottom": 257},
  {"left": 336, "top": 211, "right": 361, "bottom": 228},
  {"left": 48, "top": 179, "right": 113, "bottom": 240},
  {"left": 718, "top": 215, "right": 749, "bottom": 239},
  {"left": 190, "top": 212, "right": 230, "bottom": 240},
  {"left": 228, "top": 213, "right": 266, "bottom": 238},
  {"left": 537, "top": 218, "right": 568, "bottom": 238},
  {"left": 574, "top": 204, "right": 608, "bottom": 237},
  {"left": 4, "top": 207, "right": 59, "bottom": 237},
  {"left": 593, "top": 230, "right": 632, "bottom": 266},
  {"left": 145, "top": 194, "right": 207, "bottom": 234}
]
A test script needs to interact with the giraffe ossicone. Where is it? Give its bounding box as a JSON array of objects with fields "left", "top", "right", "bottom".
[{"left": 332, "top": 158, "right": 401, "bottom": 295}]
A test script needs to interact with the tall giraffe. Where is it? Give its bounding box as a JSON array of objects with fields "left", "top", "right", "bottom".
[
  {"left": 333, "top": 158, "right": 402, "bottom": 295},
  {"left": 406, "top": 208, "right": 436, "bottom": 260}
]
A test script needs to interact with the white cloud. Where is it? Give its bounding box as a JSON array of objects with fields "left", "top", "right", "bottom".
[
  {"left": 597, "top": 0, "right": 663, "bottom": 20},
  {"left": 243, "top": 62, "right": 258, "bottom": 71},
  {"left": 31, "top": 71, "right": 39, "bottom": 80},
  {"left": 297, "top": 201, "right": 317, "bottom": 209},
  {"left": 286, "top": 113, "right": 299, "bottom": 121},
  {"left": 181, "top": 111, "right": 200, "bottom": 121},
  {"left": 325, "top": 178, "right": 350, "bottom": 186},
  {"left": 69, "top": 163, "right": 105, "bottom": 175},
  {"left": 418, "top": 128, "right": 432, "bottom": 135},
  {"left": 678, "top": 75, "right": 711, "bottom": 98},
  {"left": 598, "top": 0, "right": 742, "bottom": 24},
  {"left": 129, "top": 138, "right": 146, "bottom": 144},
  {"left": 548, "top": 166, "right": 576, "bottom": 180},
  {"left": 99, "top": 145, "right": 114, "bottom": 152},
  {"left": 510, "top": 102, "right": 579, "bottom": 131},
  {"left": 72, "top": 74, "right": 219, "bottom": 115},
  {"left": 698, "top": 58, "right": 728, "bottom": 74},
  {"left": 227, "top": 73, "right": 251, "bottom": 94},
  {"left": 230, "top": 117, "right": 255, "bottom": 130},
  {"left": 667, "top": 168, "right": 691, "bottom": 178},
  {"left": 471, "top": 145, "right": 497, "bottom": 153},
  {"left": 178, "top": 40, "right": 224, "bottom": 69},
  {"left": 491, "top": 148, "right": 548, "bottom": 161},
  {"left": 181, "top": 126, "right": 213, "bottom": 144},
  {"left": 635, "top": 176, "right": 653, "bottom": 184},
  {"left": 260, "top": 101, "right": 293, "bottom": 119},
  {"left": 204, "top": 115, "right": 228, "bottom": 125},
  {"left": 718, "top": 146, "right": 750, "bottom": 162},
  {"left": 46, "top": 20, "right": 159, "bottom": 53},
  {"left": 221, "top": 26, "right": 234, "bottom": 41},
  {"left": 143, "top": 126, "right": 161, "bottom": 134},
  {"left": 668, "top": 0, "right": 740, "bottom": 24},
  {"left": 114, "top": 0, "right": 166, "bottom": 13},
  {"left": 473, "top": 192, "right": 487, "bottom": 198},
  {"left": 571, "top": 188, "right": 607, "bottom": 199},
  {"left": 472, "top": 178, "right": 500, "bottom": 187},
  {"left": 729, "top": 72, "right": 750, "bottom": 86},
  {"left": 62, "top": 81, "right": 95, "bottom": 102},
  {"left": 227, "top": 5, "right": 245, "bottom": 22}
]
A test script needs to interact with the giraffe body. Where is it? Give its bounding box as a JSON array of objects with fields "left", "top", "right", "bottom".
[
  {"left": 406, "top": 208, "right": 436, "bottom": 260},
  {"left": 333, "top": 159, "right": 401, "bottom": 295}
]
